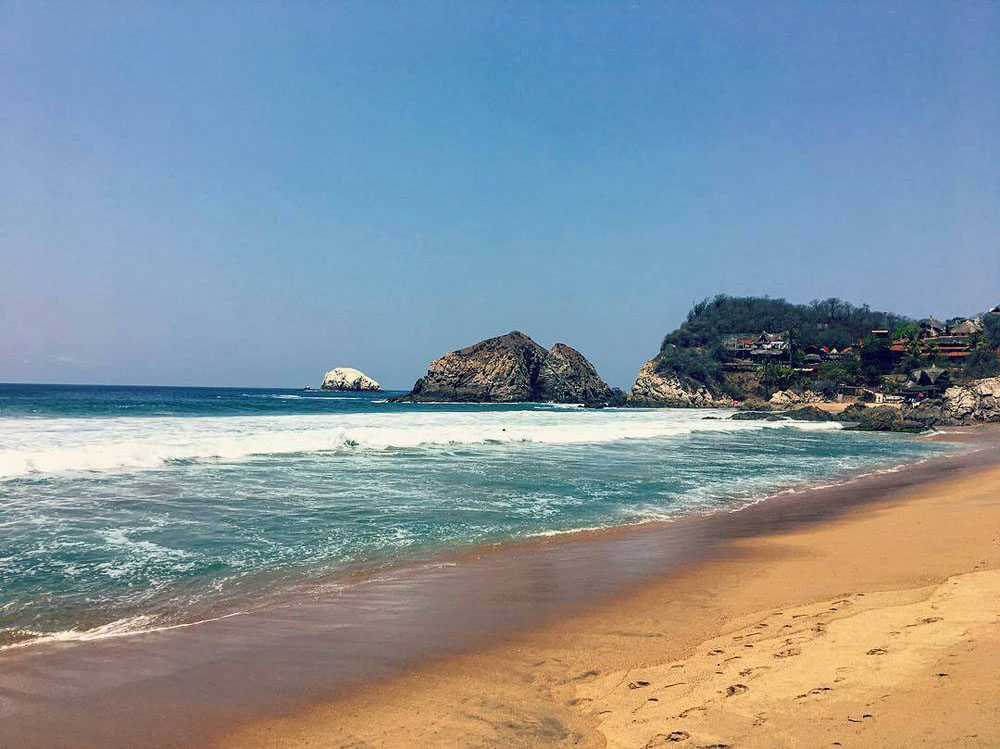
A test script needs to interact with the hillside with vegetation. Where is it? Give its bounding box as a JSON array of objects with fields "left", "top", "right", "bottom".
[{"left": 640, "top": 295, "right": 1000, "bottom": 404}]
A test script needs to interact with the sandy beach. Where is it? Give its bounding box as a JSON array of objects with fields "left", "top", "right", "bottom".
[
  {"left": 223, "top": 428, "right": 1000, "bottom": 748},
  {"left": 2, "top": 427, "right": 998, "bottom": 748}
]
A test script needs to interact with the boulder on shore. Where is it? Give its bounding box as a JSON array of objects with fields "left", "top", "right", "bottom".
[
  {"left": 321, "top": 367, "right": 382, "bottom": 392},
  {"left": 391, "top": 331, "right": 624, "bottom": 406},
  {"left": 768, "top": 389, "right": 825, "bottom": 407}
]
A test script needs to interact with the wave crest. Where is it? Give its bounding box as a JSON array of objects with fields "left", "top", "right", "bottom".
[{"left": 0, "top": 410, "right": 841, "bottom": 480}]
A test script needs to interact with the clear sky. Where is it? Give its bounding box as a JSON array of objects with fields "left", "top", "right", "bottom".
[{"left": 2, "top": 1, "right": 998, "bottom": 389}]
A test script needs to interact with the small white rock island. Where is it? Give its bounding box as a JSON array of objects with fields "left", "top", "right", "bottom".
[{"left": 320, "top": 367, "right": 382, "bottom": 392}]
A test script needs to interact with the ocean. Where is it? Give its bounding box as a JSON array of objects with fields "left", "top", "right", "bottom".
[{"left": 0, "top": 383, "right": 955, "bottom": 648}]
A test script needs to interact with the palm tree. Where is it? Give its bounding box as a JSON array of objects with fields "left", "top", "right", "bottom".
[{"left": 786, "top": 327, "right": 799, "bottom": 365}]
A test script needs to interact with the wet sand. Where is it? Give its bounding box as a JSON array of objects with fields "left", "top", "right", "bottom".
[
  {"left": 1, "top": 428, "right": 998, "bottom": 747},
  {"left": 222, "top": 427, "right": 1000, "bottom": 748}
]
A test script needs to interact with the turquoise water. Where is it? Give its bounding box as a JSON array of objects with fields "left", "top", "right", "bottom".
[{"left": 0, "top": 384, "right": 954, "bottom": 647}]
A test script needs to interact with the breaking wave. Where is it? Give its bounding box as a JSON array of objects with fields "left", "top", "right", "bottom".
[{"left": 0, "top": 409, "right": 841, "bottom": 480}]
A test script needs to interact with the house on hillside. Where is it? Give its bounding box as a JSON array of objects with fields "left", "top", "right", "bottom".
[
  {"left": 901, "top": 366, "right": 951, "bottom": 402},
  {"left": 919, "top": 317, "right": 946, "bottom": 337},
  {"left": 721, "top": 333, "right": 756, "bottom": 360},
  {"left": 721, "top": 331, "right": 789, "bottom": 361},
  {"left": 922, "top": 336, "right": 973, "bottom": 361},
  {"left": 749, "top": 332, "right": 789, "bottom": 361},
  {"left": 948, "top": 319, "right": 982, "bottom": 336}
]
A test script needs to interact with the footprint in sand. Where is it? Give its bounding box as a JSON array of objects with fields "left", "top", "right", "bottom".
[
  {"left": 725, "top": 683, "right": 749, "bottom": 697},
  {"left": 774, "top": 647, "right": 801, "bottom": 659},
  {"left": 866, "top": 647, "right": 887, "bottom": 656},
  {"left": 796, "top": 686, "right": 832, "bottom": 699},
  {"left": 643, "top": 730, "right": 690, "bottom": 746},
  {"left": 628, "top": 680, "right": 652, "bottom": 689},
  {"left": 678, "top": 706, "right": 706, "bottom": 718}
]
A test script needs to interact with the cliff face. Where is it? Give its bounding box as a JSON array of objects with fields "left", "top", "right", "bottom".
[
  {"left": 321, "top": 367, "right": 382, "bottom": 392},
  {"left": 537, "top": 343, "right": 620, "bottom": 404},
  {"left": 629, "top": 359, "right": 736, "bottom": 408},
  {"left": 394, "top": 331, "right": 623, "bottom": 406}
]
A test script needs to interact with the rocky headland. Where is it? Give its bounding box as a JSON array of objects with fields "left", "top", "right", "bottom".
[
  {"left": 321, "top": 367, "right": 382, "bottom": 392},
  {"left": 391, "top": 331, "right": 625, "bottom": 406},
  {"left": 629, "top": 359, "right": 737, "bottom": 408}
]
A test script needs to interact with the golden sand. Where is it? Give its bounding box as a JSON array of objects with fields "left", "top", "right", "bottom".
[{"left": 223, "top": 454, "right": 1000, "bottom": 748}]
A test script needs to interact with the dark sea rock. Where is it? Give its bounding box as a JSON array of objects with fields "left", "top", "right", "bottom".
[
  {"left": 836, "top": 403, "right": 870, "bottom": 422},
  {"left": 778, "top": 406, "right": 834, "bottom": 422},
  {"left": 729, "top": 411, "right": 775, "bottom": 421},
  {"left": 902, "top": 399, "right": 965, "bottom": 427},
  {"left": 840, "top": 405, "right": 926, "bottom": 433},
  {"left": 736, "top": 400, "right": 773, "bottom": 411},
  {"left": 392, "top": 331, "right": 622, "bottom": 406}
]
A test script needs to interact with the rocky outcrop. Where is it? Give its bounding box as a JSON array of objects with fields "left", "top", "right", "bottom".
[
  {"left": 779, "top": 405, "right": 835, "bottom": 421},
  {"left": 392, "top": 331, "right": 624, "bottom": 406},
  {"left": 769, "top": 389, "right": 825, "bottom": 407},
  {"left": 838, "top": 405, "right": 926, "bottom": 433},
  {"left": 537, "top": 343, "right": 625, "bottom": 405},
  {"left": 905, "top": 376, "right": 1000, "bottom": 426},
  {"left": 731, "top": 405, "right": 833, "bottom": 422},
  {"left": 629, "top": 360, "right": 737, "bottom": 408},
  {"left": 730, "top": 411, "right": 785, "bottom": 421},
  {"left": 321, "top": 367, "right": 382, "bottom": 392}
]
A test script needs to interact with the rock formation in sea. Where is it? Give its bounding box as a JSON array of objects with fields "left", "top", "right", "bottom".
[
  {"left": 628, "top": 359, "right": 737, "bottom": 408},
  {"left": 321, "top": 367, "right": 382, "bottom": 392},
  {"left": 392, "top": 331, "right": 625, "bottom": 406}
]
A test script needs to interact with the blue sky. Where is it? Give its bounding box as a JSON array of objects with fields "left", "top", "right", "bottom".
[{"left": 2, "top": 1, "right": 998, "bottom": 389}]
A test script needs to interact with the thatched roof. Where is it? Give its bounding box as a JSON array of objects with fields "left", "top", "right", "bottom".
[
  {"left": 908, "top": 366, "right": 950, "bottom": 386},
  {"left": 949, "top": 319, "right": 982, "bottom": 336}
]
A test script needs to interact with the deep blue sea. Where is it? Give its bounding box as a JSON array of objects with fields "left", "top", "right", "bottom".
[{"left": 0, "top": 384, "right": 955, "bottom": 647}]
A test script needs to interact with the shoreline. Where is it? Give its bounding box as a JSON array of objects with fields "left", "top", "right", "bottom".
[
  {"left": 0, "top": 428, "right": 957, "bottom": 654},
  {"left": 224, "top": 424, "right": 1000, "bottom": 747},
  {"left": 0, "top": 427, "right": 997, "bottom": 747}
]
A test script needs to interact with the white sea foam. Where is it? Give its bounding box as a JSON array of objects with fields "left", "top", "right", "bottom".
[
  {"left": 0, "top": 409, "right": 842, "bottom": 480},
  {"left": 1, "top": 611, "right": 246, "bottom": 651}
]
